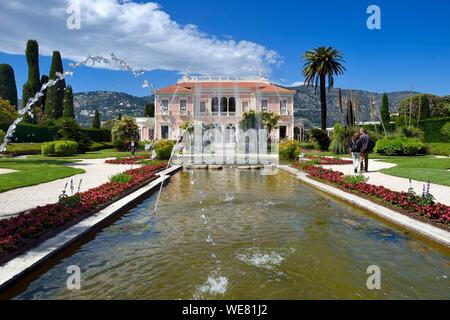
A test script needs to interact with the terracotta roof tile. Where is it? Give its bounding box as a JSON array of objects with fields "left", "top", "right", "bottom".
[{"left": 155, "top": 82, "right": 295, "bottom": 94}]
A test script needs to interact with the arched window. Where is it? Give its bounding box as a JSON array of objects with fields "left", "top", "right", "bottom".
[
  {"left": 220, "top": 97, "right": 228, "bottom": 114},
  {"left": 211, "top": 97, "right": 219, "bottom": 113},
  {"left": 228, "top": 97, "right": 236, "bottom": 114}
]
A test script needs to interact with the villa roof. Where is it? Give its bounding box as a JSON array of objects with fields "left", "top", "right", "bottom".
[{"left": 155, "top": 82, "right": 296, "bottom": 94}]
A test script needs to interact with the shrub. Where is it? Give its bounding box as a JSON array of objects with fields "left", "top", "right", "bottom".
[
  {"left": 154, "top": 139, "right": 176, "bottom": 160},
  {"left": 41, "top": 140, "right": 78, "bottom": 156},
  {"left": 396, "top": 126, "right": 425, "bottom": 141},
  {"left": 375, "top": 137, "right": 426, "bottom": 156},
  {"left": 330, "top": 124, "right": 356, "bottom": 154},
  {"left": 55, "top": 117, "right": 92, "bottom": 153},
  {"left": 343, "top": 174, "right": 369, "bottom": 185},
  {"left": 109, "top": 173, "right": 133, "bottom": 184},
  {"left": 279, "top": 139, "right": 301, "bottom": 160},
  {"left": 426, "top": 143, "right": 450, "bottom": 156},
  {"left": 300, "top": 142, "right": 315, "bottom": 150},
  {"left": 112, "top": 116, "right": 139, "bottom": 150},
  {"left": 0, "top": 129, "right": 5, "bottom": 143},
  {"left": 441, "top": 122, "right": 450, "bottom": 139},
  {"left": 419, "top": 117, "right": 450, "bottom": 142},
  {"left": 309, "top": 128, "right": 330, "bottom": 151}
]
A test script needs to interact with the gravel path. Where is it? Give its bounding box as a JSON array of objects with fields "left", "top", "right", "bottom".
[
  {"left": 322, "top": 158, "right": 450, "bottom": 206},
  {"left": 0, "top": 159, "right": 140, "bottom": 219},
  {"left": 0, "top": 169, "right": 17, "bottom": 175}
]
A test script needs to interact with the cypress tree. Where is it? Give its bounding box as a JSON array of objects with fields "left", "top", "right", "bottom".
[
  {"left": 45, "top": 51, "right": 66, "bottom": 119},
  {"left": 39, "top": 75, "right": 49, "bottom": 110},
  {"left": 92, "top": 109, "right": 101, "bottom": 129},
  {"left": 117, "top": 113, "right": 122, "bottom": 120},
  {"left": 144, "top": 102, "right": 155, "bottom": 117},
  {"left": 420, "top": 94, "right": 431, "bottom": 120},
  {"left": 22, "top": 40, "right": 41, "bottom": 109},
  {"left": 0, "top": 64, "right": 18, "bottom": 108},
  {"left": 63, "top": 86, "right": 75, "bottom": 118},
  {"left": 144, "top": 103, "right": 150, "bottom": 117},
  {"left": 380, "top": 93, "right": 390, "bottom": 125}
]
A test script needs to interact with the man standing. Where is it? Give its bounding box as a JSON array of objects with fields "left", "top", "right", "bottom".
[{"left": 357, "top": 128, "right": 374, "bottom": 173}]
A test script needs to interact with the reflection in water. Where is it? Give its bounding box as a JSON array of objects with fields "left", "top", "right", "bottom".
[{"left": 11, "top": 169, "right": 450, "bottom": 300}]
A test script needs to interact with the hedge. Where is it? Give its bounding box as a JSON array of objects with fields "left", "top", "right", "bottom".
[
  {"left": 418, "top": 117, "right": 450, "bottom": 143},
  {"left": 375, "top": 137, "right": 426, "bottom": 156},
  {"left": 0, "top": 123, "right": 58, "bottom": 143},
  {"left": 41, "top": 140, "right": 78, "bottom": 156},
  {"left": 0, "top": 123, "right": 111, "bottom": 143}
]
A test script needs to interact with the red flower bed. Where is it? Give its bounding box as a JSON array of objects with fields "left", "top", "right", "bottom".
[
  {"left": 292, "top": 162, "right": 450, "bottom": 225},
  {"left": 305, "top": 156, "right": 353, "bottom": 165},
  {"left": 0, "top": 163, "right": 167, "bottom": 254},
  {"left": 105, "top": 155, "right": 149, "bottom": 165}
]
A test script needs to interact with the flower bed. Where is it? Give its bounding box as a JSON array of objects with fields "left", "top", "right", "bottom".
[
  {"left": 0, "top": 163, "right": 167, "bottom": 256},
  {"left": 304, "top": 156, "right": 353, "bottom": 165},
  {"left": 105, "top": 155, "right": 149, "bottom": 165},
  {"left": 292, "top": 162, "right": 450, "bottom": 225}
]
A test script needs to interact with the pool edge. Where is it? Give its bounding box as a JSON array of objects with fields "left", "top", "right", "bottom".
[
  {"left": 279, "top": 165, "right": 450, "bottom": 248},
  {"left": 0, "top": 165, "right": 182, "bottom": 292}
]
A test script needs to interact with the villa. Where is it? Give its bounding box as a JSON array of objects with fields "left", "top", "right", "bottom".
[{"left": 151, "top": 75, "right": 298, "bottom": 141}]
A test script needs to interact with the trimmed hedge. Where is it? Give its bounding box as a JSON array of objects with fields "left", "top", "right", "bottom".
[
  {"left": 154, "top": 139, "right": 175, "bottom": 160},
  {"left": 0, "top": 123, "right": 111, "bottom": 143},
  {"left": 41, "top": 140, "right": 78, "bottom": 156},
  {"left": 279, "top": 140, "right": 301, "bottom": 160},
  {"left": 80, "top": 128, "right": 111, "bottom": 142},
  {"left": 0, "top": 123, "right": 58, "bottom": 143},
  {"left": 375, "top": 137, "right": 426, "bottom": 156},
  {"left": 418, "top": 117, "right": 450, "bottom": 142}
]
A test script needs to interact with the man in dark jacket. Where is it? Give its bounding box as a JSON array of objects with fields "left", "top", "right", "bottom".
[{"left": 357, "top": 128, "right": 374, "bottom": 172}]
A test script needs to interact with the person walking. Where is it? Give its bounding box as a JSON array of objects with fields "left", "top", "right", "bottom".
[
  {"left": 357, "top": 128, "right": 374, "bottom": 173},
  {"left": 349, "top": 132, "right": 361, "bottom": 174},
  {"left": 130, "top": 139, "right": 137, "bottom": 158}
]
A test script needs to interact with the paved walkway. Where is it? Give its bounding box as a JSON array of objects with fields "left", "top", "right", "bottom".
[
  {"left": 321, "top": 158, "right": 450, "bottom": 206},
  {"left": 0, "top": 159, "right": 140, "bottom": 219}
]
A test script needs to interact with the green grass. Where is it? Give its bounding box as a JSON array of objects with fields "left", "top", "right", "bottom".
[
  {"left": 0, "top": 159, "right": 85, "bottom": 193},
  {"left": 109, "top": 172, "right": 133, "bottom": 184},
  {"left": 378, "top": 156, "right": 450, "bottom": 186},
  {"left": 28, "top": 148, "right": 148, "bottom": 160},
  {"left": 2, "top": 143, "right": 42, "bottom": 156}
]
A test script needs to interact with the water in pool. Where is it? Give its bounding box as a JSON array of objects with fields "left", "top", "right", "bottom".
[{"left": 8, "top": 169, "right": 450, "bottom": 299}]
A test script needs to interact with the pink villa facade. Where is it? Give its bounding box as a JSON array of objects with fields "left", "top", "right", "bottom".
[{"left": 153, "top": 76, "right": 297, "bottom": 141}]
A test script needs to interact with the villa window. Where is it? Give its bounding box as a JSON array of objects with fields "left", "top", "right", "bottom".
[
  {"left": 212, "top": 97, "right": 219, "bottom": 113},
  {"left": 220, "top": 97, "right": 228, "bottom": 113},
  {"left": 161, "top": 125, "right": 169, "bottom": 139},
  {"left": 200, "top": 101, "right": 206, "bottom": 113},
  {"left": 242, "top": 101, "right": 249, "bottom": 113},
  {"left": 180, "top": 99, "right": 187, "bottom": 110},
  {"left": 280, "top": 99, "right": 287, "bottom": 114},
  {"left": 161, "top": 100, "right": 169, "bottom": 110},
  {"left": 261, "top": 100, "right": 268, "bottom": 111},
  {"left": 229, "top": 97, "right": 236, "bottom": 114}
]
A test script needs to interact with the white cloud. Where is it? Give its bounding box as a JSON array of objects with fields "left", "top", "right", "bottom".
[
  {"left": 288, "top": 81, "right": 305, "bottom": 87},
  {"left": 0, "top": 0, "right": 281, "bottom": 75}
]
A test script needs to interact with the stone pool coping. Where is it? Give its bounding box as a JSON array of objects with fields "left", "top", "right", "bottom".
[
  {"left": 279, "top": 165, "right": 450, "bottom": 247},
  {"left": 0, "top": 165, "right": 181, "bottom": 292}
]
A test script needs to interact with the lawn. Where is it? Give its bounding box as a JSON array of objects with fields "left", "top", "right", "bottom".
[
  {"left": 378, "top": 156, "right": 450, "bottom": 187},
  {"left": 0, "top": 159, "right": 85, "bottom": 193},
  {"left": 304, "top": 151, "right": 450, "bottom": 186},
  {"left": 28, "top": 148, "right": 148, "bottom": 160}
]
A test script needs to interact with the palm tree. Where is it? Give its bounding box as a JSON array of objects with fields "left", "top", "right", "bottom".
[{"left": 302, "top": 46, "right": 346, "bottom": 130}]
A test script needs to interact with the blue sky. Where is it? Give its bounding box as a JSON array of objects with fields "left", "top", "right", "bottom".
[{"left": 0, "top": 0, "right": 449, "bottom": 97}]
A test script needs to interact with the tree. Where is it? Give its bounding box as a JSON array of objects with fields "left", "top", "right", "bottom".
[
  {"left": 0, "top": 98, "right": 18, "bottom": 124},
  {"left": 420, "top": 94, "right": 431, "bottom": 120},
  {"left": 144, "top": 102, "right": 155, "bottom": 117},
  {"left": 45, "top": 51, "right": 66, "bottom": 119},
  {"left": 302, "top": 46, "right": 346, "bottom": 130},
  {"left": 62, "top": 86, "right": 75, "bottom": 118},
  {"left": 239, "top": 110, "right": 263, "bottom": 131},
  {"left": 22, "top": 40, "right": 41, "bottom": 110},
  {"left": 92, "top": 109, "right": 101, "bottom": 129},
  {"left": 117, "top": 113, "right": 122, "bottom": 120},
  {"left": 261, "top": 112, "right": 281, "bottom": 138},
  {"left": 112, "top": 116, "right": 139, "bottom": 150},
  {"left": 38, "top": 75, "right": 49, "bottom": 111},
  {"left": 381, "top": 93, "right": 390, "bottom": 125},
  {"left": 0, "top": 64, "right": 18, "bottom": 108},
  {"left": 55, "top": 117, "right": 92, "bottom": 153}
]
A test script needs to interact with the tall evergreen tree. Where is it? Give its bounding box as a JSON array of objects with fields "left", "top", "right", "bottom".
[
  {"left": 0, "top": 64, "right": 18, "bottom": 108},
  {"left": 39, "top": 75, "right": 49, "bottom": 110},
  {"left": 45, "top": 51, "right": 66, "bottom": 119},
  {"left": 144, "top": 102, "right": 155, "bottom": 117},
  {"left": 63, "top": 86, "right": 75, "bottom": 118},
  {"left": 22, "top": 40, "right": 41, "bottom": 109},
  {"left": 380, "top": 93, "right": 390, "bottom": 125},
  {"left": 92, "top": 109, "right": 101, "bottom": 129},
  {"left": 117, "top": 113, "right": 122, "bottom": 120},
  {"left": 420, "top": 94, "right": 431, "bottom": 120}
]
